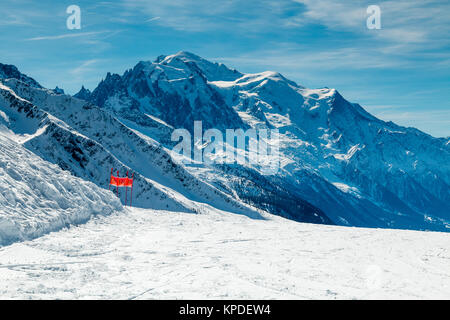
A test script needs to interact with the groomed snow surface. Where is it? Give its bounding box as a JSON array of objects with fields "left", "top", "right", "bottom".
[{"left": 0, "top": 206, "right": 449, "bottom": 299}]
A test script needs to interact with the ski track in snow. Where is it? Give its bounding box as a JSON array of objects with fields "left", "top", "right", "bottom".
[{"left": 0, "top": 207, "right": 449, "bottom": 300}]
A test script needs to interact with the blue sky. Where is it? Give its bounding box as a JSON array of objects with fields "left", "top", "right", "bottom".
[{"left": 1, "top": 0, "right": 449, "bottom": 137}]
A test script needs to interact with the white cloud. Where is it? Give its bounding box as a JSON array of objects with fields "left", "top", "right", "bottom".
[
  {"left": 146, "top": 17, "right": 161, "bottom": 22},
  {"left": 70, "top": 59, "right": 100, "bottom": 76},
  {"left": 25, "top": 31, "right": 110, "bottom": 41},
  {"left": 294, "top": 0, "right": 450, "bottom": 48},
  {"left": 293, "top": 0, "right": 365, "bottom": 28},
  {"left": 120, "top": 0, "right": 302, "bottom": 32},
  {"left": 211, "top": 44, "right": 409, "bottom": 77}
]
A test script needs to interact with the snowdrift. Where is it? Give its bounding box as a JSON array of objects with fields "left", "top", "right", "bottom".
[{"left": 0, "top": 134, "right": 123, "bottom": 246}]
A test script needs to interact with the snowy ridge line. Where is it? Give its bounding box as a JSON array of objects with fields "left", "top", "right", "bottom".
[
  {"left": 0, "top": 63, "right": 42, "bottom": 89},
  {"left": 0, "top": 80, "right": 203, "bottom": 212},
  {"left": 2, "top": 78, "right": 265, "bottom": 218},
  {"left": 0, "top": 80, "right": 191, "bottom": 212},
  {"left": 0, "top": 82, "right": 31, "bottom": 104}
]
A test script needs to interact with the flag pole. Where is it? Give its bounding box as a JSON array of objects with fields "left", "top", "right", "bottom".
[
  {"left": 125, "top": 171, "right": 129, "bottom": 206},
  {"left": 116, "top": 170, "right": 119, "bottom": 198},
  {"left": 130, "top": 172, "right": 134, "bottom": 208},
  {"left": 109, "top": 168, "right": 113, "bottom": 190}
]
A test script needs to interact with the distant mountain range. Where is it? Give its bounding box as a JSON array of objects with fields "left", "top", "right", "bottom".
[{"left": 1, "top": 52, "right": 449, "bottom": 231}]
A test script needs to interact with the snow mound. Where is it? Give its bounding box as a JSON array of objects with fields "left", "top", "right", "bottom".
[{"left": 0, "top": 134, "right": 123, "bottom": 246}]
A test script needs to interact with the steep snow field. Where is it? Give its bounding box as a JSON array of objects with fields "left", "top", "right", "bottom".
[
  {"left": 0, "top": 134, "right": 123, "bottom": 246},
  {"left": 0, "top": 207, "right": 448, "bottom": 299}
]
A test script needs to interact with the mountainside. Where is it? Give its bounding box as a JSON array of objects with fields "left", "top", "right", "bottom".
[
  {"left": 0, "top": 132, "right": 123, "bottom": 246},
  {"left": 1, "top": 52, "right": 448, "bottom": 232},
  {"left": 87, "top": 55, "right": 247, "bottom": 133},
  {"left": 1, "top": 77, "right": 275, "bottom": 219},
  {"left": 0, "top": 63, "right": 41, "bottom": 89},
  {"left": 75, "top": 51, "right": 449, "bottom": 232}
]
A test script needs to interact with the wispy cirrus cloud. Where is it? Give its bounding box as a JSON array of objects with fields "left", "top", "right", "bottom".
[
  {"left": 25, "top": 31, "right": 112, "bottom": 41},
  {"left": 69, "top": 59, "right": 101, "bottom": 76},
  {"left": 146, "top": 17, "right": 160, "bottom": 22},
  {"left": 213, "top": 45, "right": 410, "bottom": 73},
  {"left": 0, "top": 13, "right": 32, "bottom": 26},
  {"left": 0, "top": 2, "right": 51, "bottom": 27},
  {"left": 120, "top": 0, "right": 450, "bottom": 44},
  {"left": 120, "top": 0, "right": 303, "bottom": 32},
  {"left": 119, "top": 0, "right": 450, "bottom": 62},
  {"left": 294, "top": 0, "right": 450, "bottom": 47}
]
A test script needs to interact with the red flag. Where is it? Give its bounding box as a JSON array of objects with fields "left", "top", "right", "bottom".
[{"left": 110, "top": 174, "right": 133, "bottom": 187}]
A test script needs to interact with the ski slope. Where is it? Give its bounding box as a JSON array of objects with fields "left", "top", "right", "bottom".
[{"left": 0, "top": 207, "right": 449, "bottom": 299}]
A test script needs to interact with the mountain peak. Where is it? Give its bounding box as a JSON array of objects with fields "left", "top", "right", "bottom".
[
  {"left": 156, "top": 51, "right": 242, "bottom": 82},
  {"left": 74, "top": 85, "right": 92, "bottom": 101},
  {"left": 171, "top": 50, "right": 202, "bottom": 60},
  {"left": 0, "top": 63, "right": 42, "bottom": 88},
  {"left": 158, "top": 51, "right": 204, "bottom": 64},
  {"left": 53, "top": 86, "right": 64, "bottom": 95},
  {"left": 233, "top": 70, "right": 301, "bottom": 88}
]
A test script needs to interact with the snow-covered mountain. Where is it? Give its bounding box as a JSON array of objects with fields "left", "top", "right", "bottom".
[
  {"left": 73, "top": 51, "right": 449, "bottom": 232},
  {"left": 0, "top": 78, "right": 269, "bottom": 218},
  {"left": 0, "top": 63, "right": 41, "bottom": 89},
  {"left": 1, "top": 52, "right": 448, "bottom": 232},
  {"left": 73, "top": 85, "right": 91, "bottom": 101},
  {"left": 0, "top": 64, "right": 330, "bottom": 225},
  {"left": 1, "top": 54, "right": 448, "bottom": 300},
  {"left": 86, "top": 54, "right": 247, "bottom": 132}
]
